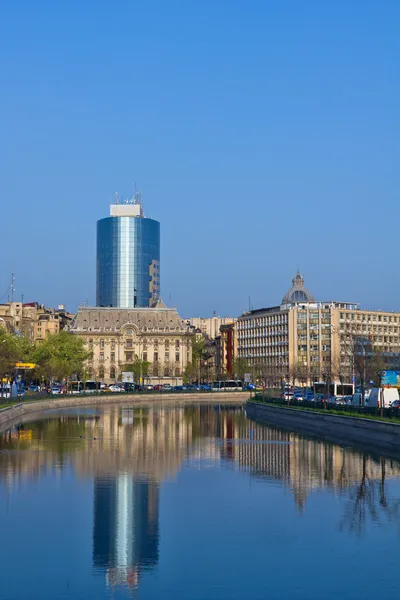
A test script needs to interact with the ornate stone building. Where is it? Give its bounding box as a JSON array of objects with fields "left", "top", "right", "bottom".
[{"left": 70, "top": 301, "right": 194, "bottom": 384}]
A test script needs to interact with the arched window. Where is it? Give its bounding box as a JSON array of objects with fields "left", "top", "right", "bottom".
[
  {"left": 99, "top": 366, "right": 105, "bottom": 379},
  {"left": 100, "top": 339, "right": 104, "bottom": 349},
  {"left": 175, "top": 368, "right": 180, "bottom": 377},
  {"left": 164, "top": 366, "right": 170, "bottom": 377},
  {"left": 126, "top": 328, "right": 133, "bottom": 335},
  {"left": 110, "top": 366, "right": 116, "bottom": 380},
  {"left": 153, "top": 365, "right": 158, "bottom": 376},
  {"left": 88, "top": 368, "right": 93, "bottom": 378}
]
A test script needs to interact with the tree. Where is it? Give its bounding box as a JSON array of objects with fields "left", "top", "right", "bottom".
[
  {"left": 32, "top": 331, "right": 92, "bottom": 383},
  {"left": 122, "top": 357, "right": 150, "bottom": 381},
  {"left": 232, "top": 358, "right": 251, "bottom": 381},
  {"left": 183, "top": 362, "right": 197, "bottom": 384},
  {"left": 0, "top": 328, "right": 35, "bottom": 380},
  {"left": 340, "top": 328, "right": 386, "bottom": 405}
]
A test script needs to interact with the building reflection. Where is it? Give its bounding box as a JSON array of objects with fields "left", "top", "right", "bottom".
[
  {"left": 93, "top": 476, "right": 159, "bottom": 594},
  {"left": 1, "top": 403, "right": 400, "bottom": 547}
]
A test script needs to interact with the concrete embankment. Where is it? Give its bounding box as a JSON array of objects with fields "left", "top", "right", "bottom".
[
  {"left": 246, "top": 400, "right": 400, "bottom": 458},
  {"left": 0, "top": 392, "right": 247, "bottom": 433}
]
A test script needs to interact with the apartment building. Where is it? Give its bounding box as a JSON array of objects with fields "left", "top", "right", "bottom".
[
  {"left": 186, "top": 315, "right": 237, "bottom": 340},
  {"left": 0, "top": 301, "right": 74, "bottom": 340}
]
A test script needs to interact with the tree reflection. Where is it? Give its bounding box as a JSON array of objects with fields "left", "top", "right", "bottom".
[{"left": 340, "top": 455, "right": 400, "bottom": 535}]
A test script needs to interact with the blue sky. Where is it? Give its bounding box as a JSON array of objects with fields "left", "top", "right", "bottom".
[{"left": 1, "top": 0, "right": 399, "bottom": 317}]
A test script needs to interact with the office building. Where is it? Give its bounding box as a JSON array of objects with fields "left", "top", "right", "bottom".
[
  {"left": 237, "top": 272, "right": 400, "bottom": 386},
  {"left": 97, "top": 193, "right": 160, "bottom": 308}
]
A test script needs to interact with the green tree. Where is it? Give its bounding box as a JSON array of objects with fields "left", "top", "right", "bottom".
[
  {"left": 32, "top": 331, "right": 92, "bottom": 382},
  {"left": 122, "top": 356, "right": 150, "bottom": 381},
  {"left": 232, "top": 358, "right": 251, "bottom": 381},
  {"left": 0, "top": 328, "right": 35, "bottom": 379}
]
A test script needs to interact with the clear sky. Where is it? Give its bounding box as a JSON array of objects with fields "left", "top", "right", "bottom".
[{"left": 1, "top": 0, "right": 399, "bottom": 317}]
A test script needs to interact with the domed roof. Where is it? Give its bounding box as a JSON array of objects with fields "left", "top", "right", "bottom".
[{"left": 282, "top": 272, "right": 314, "bottom": 305}]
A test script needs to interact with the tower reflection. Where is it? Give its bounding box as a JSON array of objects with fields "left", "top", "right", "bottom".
[{"left": 93, "top": 476, "right": 159, "bottom": 593}]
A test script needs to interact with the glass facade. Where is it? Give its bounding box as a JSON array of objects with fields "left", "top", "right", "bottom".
[{"left": 97, "top": 216, "right": 160, "bottom": 308}]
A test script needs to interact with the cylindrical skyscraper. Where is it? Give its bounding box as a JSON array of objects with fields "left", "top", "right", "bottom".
[{"left": 96, "top": 194, "right": 160, "bottom": 308}]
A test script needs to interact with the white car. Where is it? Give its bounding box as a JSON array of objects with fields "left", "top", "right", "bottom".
[{"left": 108, "top": 384, "right": 124, "bottom": 393}]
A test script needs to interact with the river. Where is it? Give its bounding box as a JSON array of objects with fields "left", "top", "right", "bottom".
[{"left": 0, "top": 402, "right": 400, "bottom": 599}]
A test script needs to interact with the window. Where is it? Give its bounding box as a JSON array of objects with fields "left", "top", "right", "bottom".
[
  {"left": 126, "top": 329, "right": 133, "bottom": 335},
  {"left": 126, "top": 339, "right": 133, "bottom": 348},
  {"left": 164, "top": 367, "right": 170, "bottom": 376},
  {"left": 111, "top": 340, "right": 115, "bottom": 350},
  {"left": 154, "top": 352, "right": 158, "bottom": 362},
  {"left": 125, "top": 352, "right": 133, "bottom": 361},
  {"left": 153, "top": 365, "right": 159, "bottom": 376},
  {"left": 175, "top": 340, "right": 180, "bottom": 349},
  {"left": 165, "top": 340, "right": 169, "bottom": 350},
  {"left": 143, "top": 351, "right": 147, "bottom": 362},
  {"left": 165, "top": 351, "right": 169, "bottom": 361},
  {"left": 110, "top": 366, "right": 116, "bottom": 379},
  {"left": 100, "top": 339, "right": 104, "bottom": 349},
  {"left": 110, "top": 352, "right": 115, "bottom": 362},
  {"left": 154, "top": 339, "right": 158, "bottom": 348},
  {"left": 175, "top": 353, "right": 180, "bottom": 362},
  {"left": 88, "top": 338, "right": 93, "bottom": 347},
  {"left": 99, "top": 367, "right": 104, "bottom": 379},
  {"left": 175, "top": 367, "right": 180, "bottom": 377},
  {"left": 100, "top": 352, "right": 104, "bottom": 361}
]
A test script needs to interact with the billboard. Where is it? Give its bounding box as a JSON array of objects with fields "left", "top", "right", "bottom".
[
  {"left": 380, "top": 370, "right": 400, "bottom": 387},
  {"left": 122, "top": 371, "right": 134, "bottom": 383}
]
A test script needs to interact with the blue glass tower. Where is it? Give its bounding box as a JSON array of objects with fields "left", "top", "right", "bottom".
[{"left": 96, "top": 196, "right": 160, "bottom": 308}]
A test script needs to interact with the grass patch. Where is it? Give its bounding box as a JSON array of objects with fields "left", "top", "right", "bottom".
[{"left": 248, "top": 396, "right": 400, "bottom": 424}]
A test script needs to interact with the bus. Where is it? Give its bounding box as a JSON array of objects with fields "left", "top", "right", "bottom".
[
  {"left": 212, "top": 380, "right": 244, "bottom": 391},
  {"left": 70, "top": 380, "right": 103, "bottom": 394},
  {"left": 312, "top": 381, "right": 354, "bottom": 397}
]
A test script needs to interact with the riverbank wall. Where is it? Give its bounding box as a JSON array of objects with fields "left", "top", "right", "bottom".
[
  {"left": 246, "top": 400, "right": 400, "bottom": 457},
  {"left": 0, "top": 392, "right": 247, "bottom": 433}
]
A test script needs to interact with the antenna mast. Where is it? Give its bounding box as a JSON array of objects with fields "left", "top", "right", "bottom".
[{"left": 10, "top": 273, "right": 15, "bottom": 303}]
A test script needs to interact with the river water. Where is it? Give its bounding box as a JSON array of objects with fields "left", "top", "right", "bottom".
[{"left": 1, "top": 403, "right": 400, "bottom": 600}]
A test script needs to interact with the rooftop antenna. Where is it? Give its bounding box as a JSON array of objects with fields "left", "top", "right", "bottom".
[
  {"left": 115, "top": 192, "right": 119, "bottom": 204},
  {"left": 10, "top": 273, "right": 15, "bottom": 303}
]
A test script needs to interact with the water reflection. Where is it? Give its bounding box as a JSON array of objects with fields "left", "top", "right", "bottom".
[
  {"left": 0, "top": 403, "right": 400, "bottom": 595},
  {"left": 93, "top": 477, "right": 159, "bottom": 593}
]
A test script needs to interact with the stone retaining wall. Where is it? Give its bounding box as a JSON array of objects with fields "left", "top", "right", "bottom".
[
  {"left": 0, "top": 392, "right": 247, "bottom": 433},
  {"left": 246, "top": 401, "right": 400, "bottom": 457}
]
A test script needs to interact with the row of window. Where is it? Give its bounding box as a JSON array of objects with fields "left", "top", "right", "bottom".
[
  {"left": 91, "top": 338, "right": 182, "bottom": 349},
  {"left": 340, "top": 312, "right": 399, "bottom": 323}
]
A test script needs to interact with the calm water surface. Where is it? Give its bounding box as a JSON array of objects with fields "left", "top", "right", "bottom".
[{"left": 1, "top": 403, "right": 400, "bottom": 600}]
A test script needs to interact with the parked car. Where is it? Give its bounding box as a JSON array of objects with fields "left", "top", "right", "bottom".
[
  {"left": 282, "top": 392, "right": 294, "bottom": 401},
  {"left": 161, "top": 384, "right": 172, "bottom": 392},
  {"left": 145, "top": 384, "right": 154, "bottom": 391},
  {"left": 200, "top": 384, "right": 212, "bottom": 391},
  {"left": 108, "top": 384, "right": 124, "bottom": 393},
  {"left": 29, "top": 385, "right": 40, "bottom": 392},
  {"left": 173, "top": 385, "right": 184, "bottom": 392},
  {"left": 391, "top": 400, "right": 400, "bottom": 408},
  {"left": 51, "top": 386, "right": 62, "bottom": 395}
]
